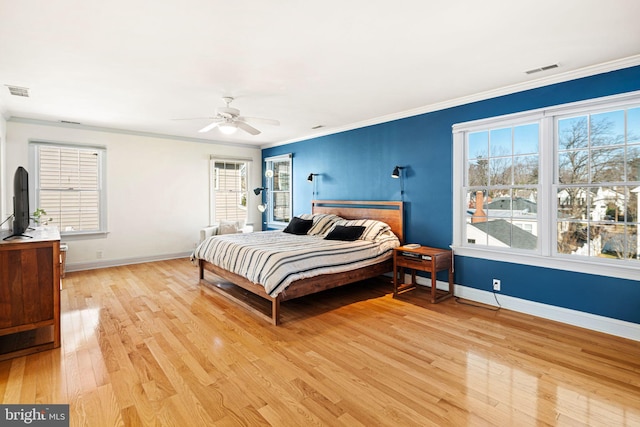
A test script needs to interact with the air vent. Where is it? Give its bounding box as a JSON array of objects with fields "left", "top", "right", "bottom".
[
  {"left": 6, "top": 85, "right": 29, "bottom": 97},
  {"left": 525, "top": 63, "right": 559, "bottom": 75}
]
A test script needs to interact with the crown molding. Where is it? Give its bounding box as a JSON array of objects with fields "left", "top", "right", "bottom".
[
  {"left": 7, "top": 117, "right": 259, "bottom": 149},
  {"left": 263, "top": 54, "right": 640, "bottom": 149}
]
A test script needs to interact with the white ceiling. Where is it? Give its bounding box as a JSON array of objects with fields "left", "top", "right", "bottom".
[{"left": 1, "top": 0, "right": 639, "bottom": 148}]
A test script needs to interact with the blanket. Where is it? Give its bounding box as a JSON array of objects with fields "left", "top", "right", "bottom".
[{"left": 193, "top": 230, "right": 399, "bottom": 297}]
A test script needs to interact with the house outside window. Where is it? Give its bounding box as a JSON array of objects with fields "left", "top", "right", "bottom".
[
  {"left": 556, "top": 107, "right": 640, "bottom": 259},
  {"left": 30, "top": 142, "right": 106, "bottom": 236},
  {"left": 465, "top": 122, "right": 539, "bottom": 250},
  {"left": 210, "top": 158, "right": 250, "bottom": 226},
  {"left": 264, "top": 154, "right": 291, "bottom": 228},
  {"left": 453, "top": 91, "right": 640, "bottom": 280}
]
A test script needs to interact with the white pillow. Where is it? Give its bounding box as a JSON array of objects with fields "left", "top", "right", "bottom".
[
  {"left": 331, "top": 219, "right": 391, "bottom": 241},
  {"left": 219, "top": 220, "right": 239, "bottom": 235},
  {"left": 299, "top": 213, "right": 344, "bottom": 236}
]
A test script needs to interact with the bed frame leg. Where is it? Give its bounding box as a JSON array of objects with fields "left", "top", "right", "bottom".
[{"left": 272, "top": 297, "right": 280, "bottom": 326}]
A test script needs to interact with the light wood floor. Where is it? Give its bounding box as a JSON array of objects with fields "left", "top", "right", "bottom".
[{"left": 1, "top": 259, "right": 639, "bottom": 426}]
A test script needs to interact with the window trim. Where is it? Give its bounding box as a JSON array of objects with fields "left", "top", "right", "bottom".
[
  {"left": 209, "top": 156, "right": 252, "bottom": 226},
  {"left": 452, "top": 90, "right": 640, "bottom": 281},
  {"left": 29, "top": 140, "right": 107, "bottom": 238},
  {"left": 263, "top": 153, "right": 292, "bottom": 229}
]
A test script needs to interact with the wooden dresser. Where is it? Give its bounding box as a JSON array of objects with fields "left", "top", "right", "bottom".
[{"left": 0, "top": 227, "right": 61, "bottom": 360}]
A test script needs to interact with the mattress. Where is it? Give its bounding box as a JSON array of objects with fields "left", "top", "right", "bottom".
[{"left": 193, "top": 229, "right": 400, "bottom": 297}]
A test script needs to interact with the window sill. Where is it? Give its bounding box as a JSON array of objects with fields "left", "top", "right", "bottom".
[
  {"left": 451, "top": 245, "right": 640, "bottom": 282},
  {"left": 60, "top": 231, "right": 109, "bottom": 240}
]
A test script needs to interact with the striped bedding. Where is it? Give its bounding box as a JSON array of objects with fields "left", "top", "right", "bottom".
[{"left": 193, "top": 230, "right": 400, "bottom": 297}]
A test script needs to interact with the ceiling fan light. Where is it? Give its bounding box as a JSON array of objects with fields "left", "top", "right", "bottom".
[{"left": 218, "top": 122, "right": 238, "bottom": 135}]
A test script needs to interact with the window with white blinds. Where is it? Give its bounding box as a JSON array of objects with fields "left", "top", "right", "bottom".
[
  {"left": 210, "top": 158, "right": 249, "bottom": 225},
  {"left": 32, "top": 143, "right": 106, "bottom": 234}
]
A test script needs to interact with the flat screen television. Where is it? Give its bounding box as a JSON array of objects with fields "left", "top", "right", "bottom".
[{"left": 11, "top": 166, "right": 30, "bottom": 237}]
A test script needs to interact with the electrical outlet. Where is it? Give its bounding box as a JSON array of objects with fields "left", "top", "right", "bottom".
[
  {"left": 492, "top": 278, "right": 501, "bottom": 292},
  {"left": 96, "top": 250, "right": 103, "bottom": 259}
]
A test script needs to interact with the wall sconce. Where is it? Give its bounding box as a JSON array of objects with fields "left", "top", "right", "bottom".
[
  {"left": 391, "top": 165, "right": 407, "bottom": 199},
  {"left": 307, "top": 173, "right": 320, "bottom": 197},
  {"left": 253, "top": 187, "right": 268, "bottom": 212},
  {"left": 255, "top": 170, "right": 274, "bottom": 213},
  {"left": 391, "top": 166, "right": 405, "bottom": 179}
]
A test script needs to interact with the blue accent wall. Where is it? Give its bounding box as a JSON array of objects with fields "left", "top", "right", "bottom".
[{"left": 263, "top": 65, "right": 640, "bottom": 324}]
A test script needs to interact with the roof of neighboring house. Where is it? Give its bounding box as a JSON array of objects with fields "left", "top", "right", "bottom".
[
  {"left": 487, "top": 197, "right": 537, "bottom": 213},
  {"left": 469, "top": 219, "right": 537, "bottom": 250}
]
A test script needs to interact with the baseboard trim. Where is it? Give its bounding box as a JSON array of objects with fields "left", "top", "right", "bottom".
[
  {"left": 404, "top": 275, "right": 640, "bottom": 342},
  {"left": 66, "top": 252, "right": 192, "bottom": 273}
]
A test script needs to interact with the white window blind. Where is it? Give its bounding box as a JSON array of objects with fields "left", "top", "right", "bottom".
[
  {"left": 211, "top": 158, "right": 249, "bottom": 224},
  {"left": 33, "top": 143, "right": 105, "bottom": 234}
]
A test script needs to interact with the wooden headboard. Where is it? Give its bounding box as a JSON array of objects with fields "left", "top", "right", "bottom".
[{"left": 312, "top": 200, "right": 404, "bottom": 244}]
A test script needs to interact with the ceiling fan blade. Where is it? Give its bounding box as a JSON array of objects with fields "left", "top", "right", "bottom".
[
  {"left": 171, "top": 117, "right": 214, "bottom": 121},
  {"left": 198, "top": 121, "right": 221, "bottom": 133},
  {"left": 236, "top": 121, "right": 261, "bottom": 135},
  {"left": 238, "top": 116, "right": 280, "bottom": 126}
]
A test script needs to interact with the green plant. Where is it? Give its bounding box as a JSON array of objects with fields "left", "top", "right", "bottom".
[{"left": 32, "top": 208, "right": 49, "bottom": 225}]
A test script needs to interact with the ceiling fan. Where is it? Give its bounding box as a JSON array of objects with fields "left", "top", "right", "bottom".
[{"left": 186, "top": 97, "right": 280, "bottom": 136}]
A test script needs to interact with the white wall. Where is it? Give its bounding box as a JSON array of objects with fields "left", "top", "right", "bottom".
[{"left": 4, "top": 120, "right": 262, "bottom": 270}]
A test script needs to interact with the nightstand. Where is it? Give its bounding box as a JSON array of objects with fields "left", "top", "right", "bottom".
[{"left": 393, "top": 245, "right": 454, "bottom": 303}]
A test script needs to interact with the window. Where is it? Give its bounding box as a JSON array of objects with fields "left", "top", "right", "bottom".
[
  {"left": 210, "top": 158, "right": 250, "bottom": 225},
  {"left": 264, "top": 154, "right": 291, "bottom": 228},
  {"left": 453, "top": 91, "right": 640, "bottom": 280},
  {"left": 31, "top": 142, "right": 106, "bottom": 235},
  {"left": 556, "top": 108, "right": 640, "bottom": 260},
  {"left": 465, "top": 123, "right": 539, "bottom": 250}
]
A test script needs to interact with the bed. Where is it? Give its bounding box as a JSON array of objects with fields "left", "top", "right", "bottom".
[{"left": 195, "top": 200, "right": 404, "bottom": 325}]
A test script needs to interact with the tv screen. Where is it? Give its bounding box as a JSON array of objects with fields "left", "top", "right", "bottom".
[{"left": 12, "top": 166, "right": 30, "bottom": 236}]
